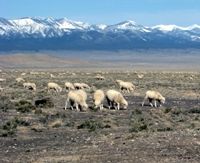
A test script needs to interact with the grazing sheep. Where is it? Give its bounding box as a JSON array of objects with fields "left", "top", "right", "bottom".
[
  {"left": 74, "top": 83, "right": 90, "bottom": 90},
  {"left": 0, "top": 87, "right": 3, "bottom": 92},
  {"left": 0, "top": 78, "right": 6, "bottom": 82},
  {"left": 116, "top": 80, "right": 135, "bottom": 93},
  {"left": 142, "top": 90, "right": 165, "bottom": 107},
  {"left": 48, "top": 82, "right": 62, "bottom": 93},
  {"left": 65, "top": 90, "right": 88, "bottom": 111},
  {"left": 21, "top": 73, "right": 26, "bottom": 76},
  {"left": 80, "top": 83, "right": 90, "bottom": 90},
  {"left": 93, "top": 90, "right": 105, "bottom": 110},
  {"left": 16, "top": 77, "right": 25, "bottom": 83},
  {"left": 137, "top": 74, "right": 144, "bottom": 79},
  {"left": 106, "top": 90, "right": 128, "bottom": 110},
  {"left": 30, "top": 71, "right": 39, "bottom": 75},
  {"left": 50, "top": 74, "right": 55, "bottom": 78},
  {"left": 23, "top": 82, "right": 36, "bottom": 91},
  {"left": 64, "top": 82, "right": 75, "bottom": 91},
  {"left": 74, "top": 83, "right": 83, "bottom": 89},
  {"left": 95, "top": 75, "right": 105, "bottom": 80}
]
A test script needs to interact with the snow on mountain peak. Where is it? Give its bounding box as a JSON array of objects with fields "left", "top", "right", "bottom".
[
  {"left": 152, "top": 24, "right": 186, "bottom": 32},
  {"left": 115, "top": 20, "right": 138, "bottom": 29},
  {"left": 56, "top": 18, "right": 89, "bottom": 30},
  {"left": 97, "top": 24, "right": 107, "bottom": 30},
  {"left": 186, "top": 24, "right": 200, "bottom": 30}
]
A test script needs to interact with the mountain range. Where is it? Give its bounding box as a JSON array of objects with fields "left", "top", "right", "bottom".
[{"left": 0, "top": 17, "right": 200, "bottom": 51}]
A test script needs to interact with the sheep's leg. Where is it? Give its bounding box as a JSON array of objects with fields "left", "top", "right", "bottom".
[
  {"left": 149, "top": 98, "right": 153, "bottom": 107},
  {"left": 117, "top": 103, "right": 120, "bottom": 110},
  {"left": 154, "top": 100, "right": 157, "bottom": 108},
  {"left": 64, "top": 100, "right": 68, "bottom": 110},
  {"left": 75, "top": 103, "right": 79, "bottom": 111},
  {"left": 106, "top": 98, "right": 111, "bottom": 109},
  {"left": 142, "top": 97, "right": 147, "bottom": 107},
  {"left": 101, "top": 104, "right": 104, "bottom": 110}
]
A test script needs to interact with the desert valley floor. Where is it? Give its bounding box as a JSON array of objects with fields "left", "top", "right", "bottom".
[{"left": 0, "top": 51, "right": 200, "bottom": 162}]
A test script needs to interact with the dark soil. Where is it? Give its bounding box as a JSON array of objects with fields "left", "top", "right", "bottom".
[{"left": 0, "top": 70, "right": 200, "bottom": 163}]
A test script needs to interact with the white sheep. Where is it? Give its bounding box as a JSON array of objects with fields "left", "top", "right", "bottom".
[
  {"left": 48, "top": 82, "right": 62, "bottom": 93},
  {"left": 95, "top": 75, "right": 105, "bottom": 80},
  {"left": 93, "top": 90, "right": 105, "bottom": 110},
  {"left": 74, "top": 83, "right": 83, "bottom": 89},
  {"left": 137, "top": 74, "right": 144, "bottom": 79},
  {"left": 23, "top": 82, "right": 36, "bottom": 91},
  {"left": 16, "top": 77, "right": 25, "bottom": 83},
  {"left": 0, "top": 87, "right": 4, "bottom": 92},
  {"left": 106, "top": 89, "right": 128, "bottom": 110},
  {"left": 142, "top": 90, "right": 165, "bottom": 107},
  {"left": 65, "top": 90, "right": 88, "bottom": 111},
  {"left": 64, "top": 82, "right": 75, "bottom": 91},
  {"left": 74, "top": 83, "right": 90, "bottom": 90},
  {"left": 116, "top": 80, "right": 135, "bottom": 93},
  {"left": 0, "top": 78, "right": 6, "bottom": 82},
  {"left": 21, "top": 73, "right": 26, "bottom": 76},
  {"left": 50, "top": 74, "right": 55, "bottom": 78}
]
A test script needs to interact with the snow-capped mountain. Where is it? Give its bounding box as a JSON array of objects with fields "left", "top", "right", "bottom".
[{"left": 0, "top": 17, "right": 200, "bottom": 51}]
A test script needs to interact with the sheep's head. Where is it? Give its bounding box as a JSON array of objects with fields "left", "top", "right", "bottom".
[
  {"left": 122, "top": 99, "right": 128, "bottom": 109},
  {"left": 160, "top": 96, "right": 165, "bottom": 104},
  {"left": 58, "top": 86, "right": 62, "bottom": 92},
  {"left": 83, "top": 103, "right": 88, "bottom": 110},
  {"left": 116, "top": 80, "right": 122, "bottom": 84},
  {"left": 94, "top": 100, "right": 101, "bottom": 107},
  {"left": 130, "top": 87, "right": 135, "bottom": 91}
]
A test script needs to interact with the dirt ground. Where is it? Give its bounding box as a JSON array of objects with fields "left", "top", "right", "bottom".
[{"left": 0, "top": 69, "right": 200, "bottom": 163}]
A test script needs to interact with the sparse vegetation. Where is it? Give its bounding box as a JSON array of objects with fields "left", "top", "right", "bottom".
[
  {"left": 77, "top": 120, "right": 110, "bottom": 132},
  {"left": 15, "top": 100, "right": 36, "bottom": 113},
  {"left": 0, "top": 117, "right": 30, "bottom": 137},
  {"left": 0, "top": 96, "right": 15, "bottom": 112},
  {"left": 0, "top": 70, "right": 200, "bottom": 162}
]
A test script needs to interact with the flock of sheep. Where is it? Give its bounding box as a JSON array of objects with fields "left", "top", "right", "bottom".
[
  {"left": 9, "top": 74, "right": 166, "bottom": 111},
  {"left": 0, "top": 73, "right": 166, "bottom": 111}
]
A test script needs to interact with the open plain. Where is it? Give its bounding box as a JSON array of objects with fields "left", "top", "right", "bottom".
[{"left": 0, "top": 51, "right": 200, "bottom": 163}]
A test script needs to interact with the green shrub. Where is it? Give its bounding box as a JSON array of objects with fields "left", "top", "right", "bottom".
[
  {"left": 0, "top": 117, "right": 30, "bottom": 137},
  {"left": 15, "top": 100, "right": 36, "bottom": 113},
  {"left": 188, "top": 108, "right": 200, "bottom": 114},
  {"left": 77, "top": 120, "right": 108, "bottom": 132},
  {"left": 0, "top": 96, "right": 14, "bottom": 112}
]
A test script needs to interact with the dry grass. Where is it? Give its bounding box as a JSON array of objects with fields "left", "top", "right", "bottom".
[{"left": 0, "top": 69, "right": 200, "bottom": 162}]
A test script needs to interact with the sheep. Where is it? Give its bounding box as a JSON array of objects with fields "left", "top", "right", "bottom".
[
  {"left": 23, "top": 82, "right": 36, "bottom": 91},
  {"left": 50, "top": 74, "right": 55, "bottom": 78},
  {"left": 80, "top": 83, "right": 90, "bottom": 90},
  {"left": 65, "top": 90, "right": 88, "bottom": 111},
  {"left": 74, "top": 83, "right": 90, "bottom": 90},
  {"left": 64, "top": 82, "right": 75, "bottom": 91},
  {"left": 74, "top": 83, "right": 83, "bottom": 89},
  {"left": 142, "top": 90, "right": 165, "bottom": 107},
  {"left": 93, "top": 90, "right": 105, "bottom": 110},
  {"left": 21, "top": 72, "right": 26, "bottom": 76},
  {"left": 48, "top": 82, "right": 62, "bottom": 93},
  {"left": 0, "top": 87, "right": 3, "bottom": 92},
  {"left": 0, "top": 78, "right": 6, "bottom": 82},
  {"left": 116, "top": 80, "right": 135, "bottom": 93},
  {"left": 16, "top": 77, "right": 25, "bottom": 83},
  {"left": 95, "top": 75, "right": 105, "bottom": 80},
  {"left": 137, "top": 74, "right": 144, "bottom": 79},
  {"left": 30, "top": 71, "right": 39, "bottom": 75},
  {"left": 106, "top": 89, "right": 128, "bottom": 110}
]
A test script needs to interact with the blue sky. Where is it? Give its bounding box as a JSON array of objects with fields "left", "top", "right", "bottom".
[{"left": 0, "top": 0, "right": 200, "bottom": 26}]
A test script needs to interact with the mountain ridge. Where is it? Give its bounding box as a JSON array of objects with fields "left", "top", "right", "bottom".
[{"left": 0, "top": 17, "right": 200, "bottom": 51}]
